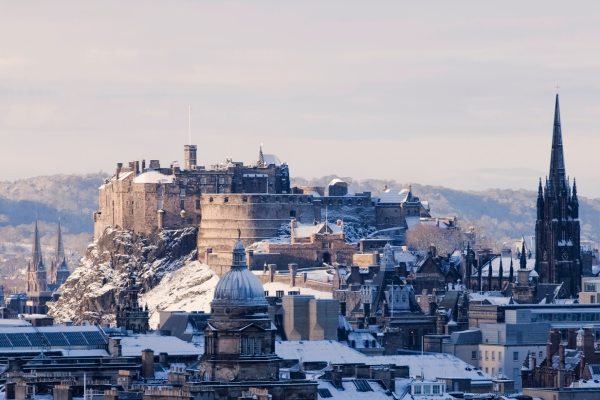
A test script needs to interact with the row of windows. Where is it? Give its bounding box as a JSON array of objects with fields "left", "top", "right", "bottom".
[
  {"left": 241, "top": 336, "right": 263, "bottom": 355},
  {"left": 412, "top": 384, "right": 442, "bottom": 395},
  {"left": 326, "top": 199, "right": 363, "bottom": 206},
  {"left": 532, "top": 312, "right": 600, "bottom": 322},
  {"left": 474, "top": 350, "right": 542, "bottom": 362}
]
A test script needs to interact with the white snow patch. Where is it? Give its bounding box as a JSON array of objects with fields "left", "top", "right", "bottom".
[
  {"left": 140, "top": 260, "right": 219, "bottom": 329},
  {"left": 262, "top": 281, "right": 332, "bottom": 299}
]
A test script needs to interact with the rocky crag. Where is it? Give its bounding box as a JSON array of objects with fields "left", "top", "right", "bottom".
[{"left": 48, "top": 227, "right": 203, "bottom": 326}]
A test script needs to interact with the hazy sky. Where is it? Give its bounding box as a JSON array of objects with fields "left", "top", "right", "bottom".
[{"left": 1, "top": 1, "right": 600, "bottom": 197}]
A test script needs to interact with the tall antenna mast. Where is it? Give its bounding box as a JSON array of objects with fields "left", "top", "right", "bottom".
[{"left": 188, "top": 106, "right": 192, "bottom": 145}]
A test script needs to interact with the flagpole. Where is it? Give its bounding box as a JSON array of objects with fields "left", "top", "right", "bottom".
[{"left": 188, "top": 106, "right": 191, "bottom": 145}]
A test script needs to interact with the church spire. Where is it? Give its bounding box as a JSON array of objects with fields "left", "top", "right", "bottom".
[
  {"left": 32, "top": 220, "right": 43, "bottom": 267},
  {"left": 257, "top": 145, "right": 265, "bottom": 168},
  {"left": 519, "top": 240, "right": 527, "bottom": 270},
  {"left": 549, "top": 94, "right": 566, "bottom": 191},
  {"left": 498, "top": 257, "right": 503, "bottom": 289},
  {"left": 55, "top": 219, "right": 65, "bottom": 265},
  {"left": 509, "top": 258, "right": 514, "bottom": 283}
]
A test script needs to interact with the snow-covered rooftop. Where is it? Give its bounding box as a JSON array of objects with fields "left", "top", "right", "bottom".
[
  {"left": 317, "top": 379, "right": 389, "bottom": 400},
  {"left": 276, "top": 340, "right": 491, "bottom": 382},
  {"left": 474, "top": 256, "right": 536, "bottom": 278},
  {"left": 120, "top": 334, "right": 202, "bottom": 356},
  {"left": 293, "top": 222, "right": 343, "bottom": 238},
  {"left": 133, "top": 171, "right": 174, "bottom": 184}
]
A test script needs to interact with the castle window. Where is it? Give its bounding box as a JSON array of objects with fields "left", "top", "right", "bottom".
[
  {"left": 180, "top": 188, "right": 186, "bottom": 197},
  {"left": 209, "top": 197, "right": 213, "bottom": 202},
  {"left": 241, "top": 337, "right": 248, "bottom": 355},
  {"left": 157, "top": 187, "right": 163, "bottom": 197},
  {"left": 196, "top": 200, "right": 200, "bottom": 210},
  {"left": 201, "top": 178, "right": 206, "bottom": 184},
  {"left": 243, "top": 197, "right": 248, "bottom": 202},
  {"left": 180, "top": 200, "right": 185, "bottom": 209},
  {"left": 136, "top": 201, "right": 139, "bottom": 209},
  {"left": 157, "top": 201, "right": 163, "bottom": 210},
  {"left": 224, "top": 197, "right": 229, "bottom": 203},
  {"left": 201, "top": 188, "right": 206, "bottom": 194},
  {"left": 129, "top": 190, "right": 132, "bottom": 197},
  {"left": 338, "top": 200, "right": 342, "bottom": 205},
  {"left": 217, "top": 187, "right": 224, "bottom": 194},
  {"left": 256, "top": 338, "right": 262, "bottom": 354},
  {"left": 183, "top": 178, "right": 188, "bottom": 186},
  {"left": 211, "top": 176, "right": 216, "bottom": 183},
  {"left": 298, "top": 197, "right": 303, "bottom": 203},
  {"left": 290, "top": 210, "right": 296, "bottom": 219},
  {"left": 218, "top": 177, "right": 224, "bottom": 184},
  {"left": 136, "top": 193, "right": 139, "bottom": 198}
]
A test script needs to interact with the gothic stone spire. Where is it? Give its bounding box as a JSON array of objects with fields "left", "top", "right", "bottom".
[
  {"left": 257, "top": 145, "right": 265, "bottom": 168},
  {"left": 32, "top": 220, "right": 43, "bottom": 267},
  {"left": 549, "top": 94, "right": 566, "bottom": 191},
  {"left": 55, "top": 219, "right": 65, "bottom": 265}
]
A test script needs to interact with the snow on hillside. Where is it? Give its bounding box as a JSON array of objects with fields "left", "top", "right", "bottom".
[{"left": 140, "top": 260, "right": 218, "bottom": 329}]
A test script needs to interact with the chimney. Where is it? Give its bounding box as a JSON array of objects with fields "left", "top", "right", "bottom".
[
  {"left": 583, "top": 329, "right": 596, "bottom": 363},
  {"left": 340, "top": 301, "right": 346, "bottom": 316},
  {"left": 430, "top": 244, "right": 437, "bottom": 258},
  {"left": 364, "top": 303, "right": 371, "bottom": 317},
  {"left": 142, "top": 159, "right": 146, "bottom": 172},
  {"left": 289, "top": 264, "right": 298, "bottom": 287},
  {"left": 549, "top": 329, "right": 560, "bottom": 356},
  {"left": 141, "top": 349, "right": 154, "bottom": 378},
  {"left": 382, "top": 185, "right": 387, "bottom": 191},
  {"left": 531, "top": 353, "right": 536, "bottom": 370},
  {"left": 568, "top": 328, "right": 578, "bottom": 350},
  {"left": 116, "top": 163, "right": 123, "bottom": 179},
  {"left": 134, "top": 161, "right": 140, "bottom": 175},
  {"left": 331, "top": 369, "right": 343, "bottom": 389},
  {"left": 546, "top": 341, "right": 552, "bottom": 363},
  {"left": 559, "top": 343, "right": 565, "bottom": 370}
]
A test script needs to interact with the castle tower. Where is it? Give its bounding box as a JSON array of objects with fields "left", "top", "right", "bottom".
[
  {"left": 535, "top": 94, "right": 582, "bottom": 295},
  {"left": 27, "top": 221, "right": 47, "bottom": 293},
  {"left": 184, "top": 144, "right": 197, "bottom": 170},
  {"left": 199, "top": 240, "right": 280, "bottom": 382},
  {"left": 50, "top": 220, "right": 70, "bottom": 286}
]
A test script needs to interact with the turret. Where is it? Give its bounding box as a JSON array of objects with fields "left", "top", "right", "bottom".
[
  {"left": 520, "top": 241, "right": 527, "bottom": 271},
  {"left": 497, "top": 257, "right": 503, "bottom": 290},
  {"left": 572, "top": 178, "right": 579, "bottom": 219},
  {"left": 537, "top": 178, "right": 544, "bottom": 221}
]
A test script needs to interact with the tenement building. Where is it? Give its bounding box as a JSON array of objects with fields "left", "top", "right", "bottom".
[{"left": 535, "top": 95, "right": 583, "bottom": 294}]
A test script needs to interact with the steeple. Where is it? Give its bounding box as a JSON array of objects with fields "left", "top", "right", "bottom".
[
  {"left": 508, "top": 258, "right": 514, "bottom": 283},
  {"left": 572, "top": 178, "right": 579, "bottom": 219},
  {"left": 519, "top": 241, "right": 527, "bottom": 270},
  {"left": 55, "top": 219, "right": 65, "bottom": 266},
  {"left": 257, "top": 145, "right": 265, "bottom": 168},
  {"left": 498, "top": 257, "right": 503, "bottom": 289},
  {"left": 32, "top": 221, "right": 43, "bottom": 268},
  {"left": 549, "top": 94, "right": 566, "bottom": 191}
]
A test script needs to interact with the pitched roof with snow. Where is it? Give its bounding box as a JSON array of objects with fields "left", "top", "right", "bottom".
[
  {"left": 120, "top": 334, "right": 202, "bottom": 356},
  {"left": 474, "top": 256, "right": 536, "bottom": 278},
  {"left": 133, "top": 170, "right": 174, "bottom": 184},
  {"left": 293, "top": 222, "right": 343, "bottom": 238},
  {"left": 317, "top": 379, "right": 390, "bottom": 400},
  {"left": 276, "top": 340, "right": 492, "bottom": 382}
]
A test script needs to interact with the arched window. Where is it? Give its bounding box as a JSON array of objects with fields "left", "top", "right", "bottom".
[{"left": 202, "top": 371, "right": 211, "bottom": 381}]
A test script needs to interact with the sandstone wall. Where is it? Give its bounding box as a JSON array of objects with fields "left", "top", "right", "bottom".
[{"left": 197, "top": 194, "right": 320, "bottom": 253}]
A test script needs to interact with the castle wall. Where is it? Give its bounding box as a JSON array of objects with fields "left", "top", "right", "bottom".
[{"left": 197, "top": 194, "right": 320, "bottom": 253}]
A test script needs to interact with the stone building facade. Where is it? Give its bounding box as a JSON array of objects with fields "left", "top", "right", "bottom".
[
  {"left": 94, "top": 145, "right": 291, "bottom": 241},
  {"left": 200, "top": 241, "right": 281, "bottom": 382}
]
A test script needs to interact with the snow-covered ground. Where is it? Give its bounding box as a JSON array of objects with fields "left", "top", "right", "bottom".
[{"left": 140, "top": 260, "right": 219, "bottom": 329}]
